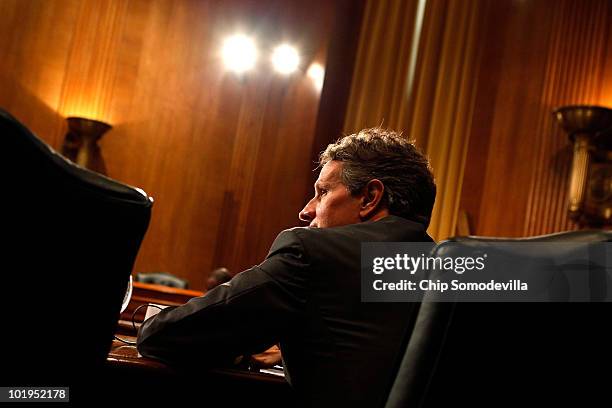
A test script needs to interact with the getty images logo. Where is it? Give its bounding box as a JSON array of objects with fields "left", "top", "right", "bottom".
[{"left": 372, "top": 253, "right": 487, "bottom": 275}]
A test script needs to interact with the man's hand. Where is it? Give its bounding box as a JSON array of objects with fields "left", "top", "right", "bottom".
[{"left": 249, "top": 345, "right": 282, "bottom": 368}]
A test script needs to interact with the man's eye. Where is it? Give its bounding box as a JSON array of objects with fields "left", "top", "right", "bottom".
[{"left": 319, "top": 189, "right": 328, "bottom": 196}]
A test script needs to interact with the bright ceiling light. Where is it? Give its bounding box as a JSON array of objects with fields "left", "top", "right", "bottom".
[
  {"left": 271, "top": 44, "right": 300, "bottom": 74},
  {"left": 222, "top": 34, "right": 257, "bottom": 73},
  {"left": 307, "top": 63, "right": 325, "bottom": 91}
]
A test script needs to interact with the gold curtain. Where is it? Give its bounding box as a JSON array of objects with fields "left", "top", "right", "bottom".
[{"left": 343, "top": 0, "right": 489, "bottom": 240}]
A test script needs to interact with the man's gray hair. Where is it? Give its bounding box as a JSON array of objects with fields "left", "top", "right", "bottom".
[{"left": 319, "top": 127, "right": 436, "bottom": 225}]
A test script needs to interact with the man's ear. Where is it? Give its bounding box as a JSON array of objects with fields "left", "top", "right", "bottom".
[{"left": 359, "top": 179, "right": 386, "bottom": 219}]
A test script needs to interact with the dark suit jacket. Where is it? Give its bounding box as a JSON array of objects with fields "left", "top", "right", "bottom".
[{"left": 137, "top": 215, "right": 432, "bottom": 407}]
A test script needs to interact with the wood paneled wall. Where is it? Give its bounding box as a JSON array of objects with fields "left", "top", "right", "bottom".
[
  {"left": 4, "top": 0, "right": 610, "bottom": 291},
  {"left": 461, "top": 0, "right": 612, "bottom": 237},
  {"left": 0, "top": 0, "right": 355, "bottom": 290}
]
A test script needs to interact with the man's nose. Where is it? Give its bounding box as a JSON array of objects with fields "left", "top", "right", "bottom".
[{"left": 299, "top": 200, "right": 315, "bottom": 223}]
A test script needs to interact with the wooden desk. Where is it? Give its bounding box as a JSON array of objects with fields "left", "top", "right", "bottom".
[
  {"left": 107, "top": 336, "right": 286, "bottom": 385},
  {"left": 104, "top": 337, "right": 292, "bottom": 404},
  {"left": 105, "top": 283, "right": 294, "bottom": 404}
]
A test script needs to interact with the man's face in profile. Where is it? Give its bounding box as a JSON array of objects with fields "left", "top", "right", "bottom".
[{"left": 299, "top": 161, "right": 363, "bottom": 228}]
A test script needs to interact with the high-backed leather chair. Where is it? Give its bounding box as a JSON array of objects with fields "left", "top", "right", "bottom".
[
  {"left": 385, "top": 230, "right": 612, "bottom": 407},
  {"left": 1, "top": 109, "right": 153, "bottom": 394}
]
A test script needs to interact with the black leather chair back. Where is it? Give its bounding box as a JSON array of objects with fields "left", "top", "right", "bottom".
[
  {"left": 1, "top": 109, "right": 153, "bottom": 391},
  {"left": 385, "top": 230, "right": 612, "bottom": 407}
]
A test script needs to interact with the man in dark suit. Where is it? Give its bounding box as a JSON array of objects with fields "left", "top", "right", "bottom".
[{"left": 137, "top": 128, "right": 436, "bottom": 407}]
